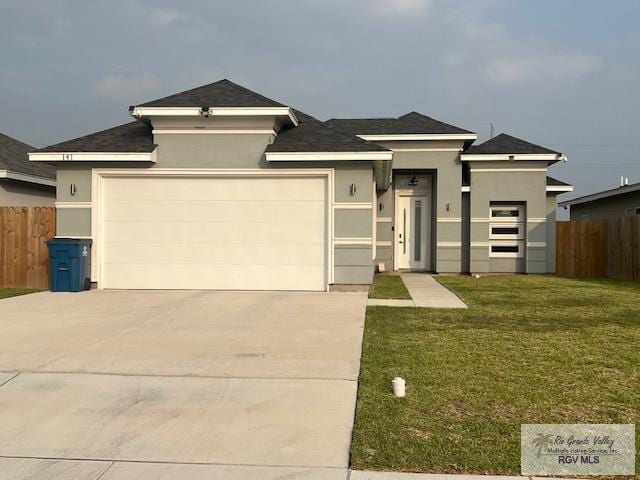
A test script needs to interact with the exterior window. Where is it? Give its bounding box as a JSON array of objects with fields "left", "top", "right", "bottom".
[
  {"left": 490, "top": 226, "right": 523, "bottom": 239},
  {"left": 626, "top": 207, "right": 640, "bottom": 216},
  {"left": 491, "top": 245, "right": 520, "bottom": 254},
  {"left": 489, "top": 204, "right": 524, "bottom": 258},
  {"left": 491, "top": 208, "right": 521, "bottom": 219}
]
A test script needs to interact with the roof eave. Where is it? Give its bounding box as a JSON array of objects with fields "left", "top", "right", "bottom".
[
  {"left": 29, "top": 149, "right": 157, "bottom": 163},
  {"left": 131, "top": 106, "right": 299, "bottom": 127},
  {"left": 559, "top": 183, "right": 640, "bottom": 208},
  {"left": 460, "top": 153, "right": 566, "bottom": 162},
  {"left": 265, "top": 151, "right": 393, "bottom": 162},
  {"left": 546, "top": 185, "right": 574, "bottom": 193},
  {"left": 0, "top": 169, "right": 56, "bottom": 187},
  {"left": 357, "top": 133, "right": 477, "bottom": 142}
]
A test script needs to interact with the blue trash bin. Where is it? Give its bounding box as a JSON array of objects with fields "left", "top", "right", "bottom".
[{"left": 47, "top": 238, "right": 92, "bottom": 292}]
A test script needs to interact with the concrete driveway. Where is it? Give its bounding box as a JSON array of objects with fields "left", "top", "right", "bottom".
[{"left": 0, "top": 290, "right": 367, "bottom": 480}]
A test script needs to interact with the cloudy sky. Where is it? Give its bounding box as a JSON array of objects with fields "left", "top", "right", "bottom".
[{"left": 1, "top": 0, "right": 639, "bottom": 205}]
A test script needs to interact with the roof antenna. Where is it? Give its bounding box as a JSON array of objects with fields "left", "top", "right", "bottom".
[{"left": 490, "top": 122, "right": 495, "bottom": 139}]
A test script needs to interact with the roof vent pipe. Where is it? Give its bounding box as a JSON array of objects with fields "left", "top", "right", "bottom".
[{"left": 620, "top": 176, "right": 625, "bottom": 187}]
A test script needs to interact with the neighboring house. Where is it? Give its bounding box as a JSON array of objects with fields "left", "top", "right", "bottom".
[
  {"left": 559, "top": 182, "right": 640, "bottom": 220},
  {"left": 29, "top": 79, "right": 573, "bottom": 291},
  {"left": 0, "top": 132, "right": 55, "bottom": 206}
]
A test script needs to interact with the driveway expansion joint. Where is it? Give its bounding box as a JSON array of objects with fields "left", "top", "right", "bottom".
[
  {"left": 0, "top": 372, "right": 19, "bottom": 389},
  {"left": 93, "top": 461, "right": 115, "bottom": 480},
  {"left": 0, "top": 455, "right": 346, "bottom": 470},
  {"left": 12, "top": 369, "right": 359, "bottom": 382}
]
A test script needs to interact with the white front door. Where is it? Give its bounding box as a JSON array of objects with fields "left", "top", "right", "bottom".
[{"left": 395, "top": 195, "right": 429, "bottom": 270}]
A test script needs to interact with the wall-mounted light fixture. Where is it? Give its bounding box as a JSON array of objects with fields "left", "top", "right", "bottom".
[
  {"left": 446, "top": 203, "right": 450, "bottom": 212},
  {"left": 70, "top": 184, "right": 77, "bottom": 196},
  {"left": 508, "top": 155, "right": 515, "bottom": 161},
  {"left": 408, "top": 175, "right": 418, "bottom": 186},
  {"left": 349, "top": 183, "right": 357, "bottom": 196},
  {"left": 379, "top": 203, "right": 384, "bottom": 212},
  {"left": 200, "top": 106, "right": 210, "bottom": 117}
]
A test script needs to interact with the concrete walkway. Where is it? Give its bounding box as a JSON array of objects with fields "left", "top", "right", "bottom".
[{"left": 367, "top": 274, "right": 467, "bottom": 308}]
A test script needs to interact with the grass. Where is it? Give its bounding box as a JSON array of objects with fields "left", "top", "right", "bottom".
[
  {"left": 351, "top": 275, "right": 640, "bottom": 476},
  {"left": 0, "top": 288, "right": 39, "bottom": 300},
  {"left": 369, "top": 274, "right": 412, "bottom": 300}
]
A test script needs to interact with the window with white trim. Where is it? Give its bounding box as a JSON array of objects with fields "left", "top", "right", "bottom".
[
  {"left": 489, "top": 204, "right": 524, "bottom": 258},
  {"left": 490, "top": 206, "right": 523, "bottom": 221}
]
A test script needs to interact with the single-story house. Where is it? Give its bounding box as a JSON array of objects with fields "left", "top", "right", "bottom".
[
  {"left": 29, "top": 79, "right": 573, "bottom": 291},
  {"left": 0, "top": 132, "right": 56, "bottom": 206},
  {"left": 559, "top": 182, "right": 640, "bottom": 220}
]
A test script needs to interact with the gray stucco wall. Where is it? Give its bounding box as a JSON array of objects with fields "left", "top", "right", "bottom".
[
  {"left": 375, "top": 140, "right": 465, "bottom": 273},
  {"left": 374, "top": 186, "right": 394, "bottom": 271},
  {"left": 54, "top": 132, "right": 375, "bottom": 285},
  {"left": 154, "top": 133, "right": 275, "bottom": 168},
  {"left": 569, "top": 190, "right": 640, "bottom": 220},
  {"left": 468, "top": 161, "right": 549, "bottom": 274},
  {"left": 0, "top": 180, "right": 55, "bottom": 207}
]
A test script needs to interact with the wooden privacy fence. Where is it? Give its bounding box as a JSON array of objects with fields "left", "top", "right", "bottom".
[
  {"left": 0, "top": 207, "right": 56, "bottom": 289},
  {"left": 556, "top": 217, "right": 640, "bottom": 281}
]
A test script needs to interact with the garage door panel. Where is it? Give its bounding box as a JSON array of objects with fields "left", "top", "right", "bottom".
[
  {"left": 103, "top": 177, "right": 325, "bottom": 202},
  {"left": 103, "top": 221, "right": 326, "bottom": 245},
  {"left": 103, "top": 264, "right": 326, "bottom": 291},
  {"left": 103, "top": 242, "right": 325, "bottom": 266},
  {"left": 103, "top": 200, "right": 325, "bottom": 223},
  {"left": 100, "top": 175, "right": 328, "bottom": 291}
]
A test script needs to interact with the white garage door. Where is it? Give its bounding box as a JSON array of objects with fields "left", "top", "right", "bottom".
[{"left": 100, "top": 175, "right": 327, "bottom": 291}]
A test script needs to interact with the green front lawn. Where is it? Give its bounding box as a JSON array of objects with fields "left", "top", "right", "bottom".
[
  {"left": 369, "top": 274, "right": 412, "bottom": 300},
  {"left": 0, "top": 288, "right": 39, "bottom": 300},
  {"left": 352, "top": 275, "right": 640, "bottom": 475}
]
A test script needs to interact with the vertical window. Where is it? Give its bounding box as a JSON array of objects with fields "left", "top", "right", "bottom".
[
  {"left": 414, "top": 200, "right": 421, "bottom": 261},
  {"left": 402, "top": 208, "right": 407, "bottom": 254},
  {"left": 489, "top": 204, "right": 524, "bottom": 257}
]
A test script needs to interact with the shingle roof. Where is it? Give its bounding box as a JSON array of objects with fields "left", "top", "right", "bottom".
[
  {"left": 138, "top": 79, "right": 286, "bottom": 108},
  {"left": 267, "top": 110, "right": 389, "bottom": 153},
  {"left": 37, "top": 121, "right": 155, "bottom": 153},
  {"left": 0, "top": 132, "right": 55, "bottom": 179},
  {"left": 464, "top": 133, "right": 560, "bottom": 155},
  {"left": 325, "top": 111, "right": 474, "bottom": 136},
  {"left": 546, "top": 176, "right": 572, "bottom": 186}
]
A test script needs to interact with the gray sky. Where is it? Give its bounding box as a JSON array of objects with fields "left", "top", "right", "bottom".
[{"left": 1, "top": 0, "right": 639, "bottom": 208}]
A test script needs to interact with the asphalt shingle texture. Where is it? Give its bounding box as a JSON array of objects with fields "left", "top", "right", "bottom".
[
  {"left": 325, "top": 111, "right": 474, "bottom": 135},
  {"left": 546, "top": 176, "right": 572, "bottom": 186},
  {"left": 138, "top": 79, "right": 286, "bottom": 108},
  {"left": 267, "top": 110, "right": 389, "bottom": 153},
  {"left": 0, "top": 133, "right": 55, "bottom": 179},
  {"left": 465, "top": 133, "right": 560, "bottom": 155},
  {"left": 37, "top": 122, "right": 155, "bottom": 153}
]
